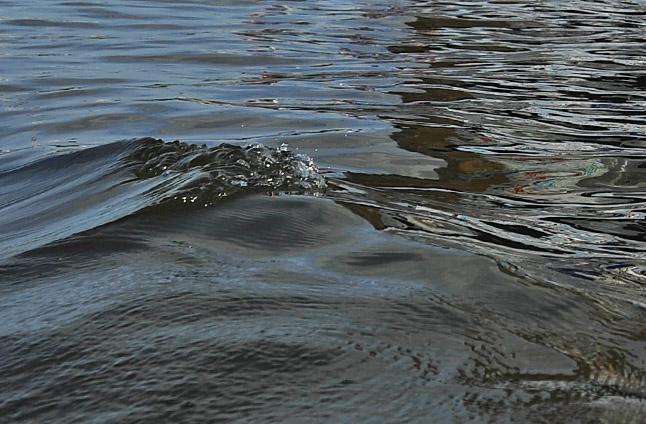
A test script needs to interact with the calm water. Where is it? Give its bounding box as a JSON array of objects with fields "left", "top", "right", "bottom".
[{"left": 1, "top": 1, "right": 645, "bottom": 422}]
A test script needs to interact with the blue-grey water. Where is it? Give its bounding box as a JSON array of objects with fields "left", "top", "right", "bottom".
[{"left": 1, "top": 1, "right": 645, "bottom": 422}]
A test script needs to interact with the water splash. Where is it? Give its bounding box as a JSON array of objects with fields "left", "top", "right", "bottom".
[{"left": 126, "top": 138, "right": 326, "bottom": 206}]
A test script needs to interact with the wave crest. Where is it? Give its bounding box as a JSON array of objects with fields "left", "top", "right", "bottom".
[{"left": 126, "top": 138, "right": 326, "bottom": 205}]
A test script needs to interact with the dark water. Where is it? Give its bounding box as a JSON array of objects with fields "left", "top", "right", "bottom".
[{"left": 1, "top": 1, "right": 645, "bottom": 422}]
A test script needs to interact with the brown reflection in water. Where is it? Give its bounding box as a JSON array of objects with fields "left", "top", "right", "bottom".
[
  {"left": 400, "top": 87, "right": 474, "bottom": 102},
  {"left": 339, "top": 123, "right": 509, "bottom": 234},
  {"left": 340, "top": 202, "right": 387, "bottom": 231},
  {"left": 410, "top": 16, "right": 512, "bottom": 31},
  {"left": 346, "top": 124, "right": 508, "bottom": 194}
]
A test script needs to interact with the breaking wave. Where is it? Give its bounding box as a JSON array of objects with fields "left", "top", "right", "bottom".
[{"left": 0, "top": 138, "right": 325, "bottom": 259}]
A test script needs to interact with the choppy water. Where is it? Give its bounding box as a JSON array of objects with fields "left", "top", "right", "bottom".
[{"left": 1, "top": 1, "right": 645, "bottom": 422}]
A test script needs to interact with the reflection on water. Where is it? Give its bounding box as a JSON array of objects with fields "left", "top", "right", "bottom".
[{"left": 1, "top": 0, "right": 646, "bottom": 422}]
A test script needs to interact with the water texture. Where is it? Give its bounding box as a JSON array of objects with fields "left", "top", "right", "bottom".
[{"left": 1, "top": 1, "right": 645, "bottom": 422}]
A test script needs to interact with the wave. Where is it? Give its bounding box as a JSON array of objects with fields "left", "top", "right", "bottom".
[{"left": 0, "top": 138, "right": 326, "bottom": 260}]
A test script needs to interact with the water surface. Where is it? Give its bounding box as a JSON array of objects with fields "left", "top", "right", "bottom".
[{"left": 1, "top": 1, "right": 645, "bottom": 422}]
